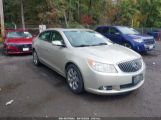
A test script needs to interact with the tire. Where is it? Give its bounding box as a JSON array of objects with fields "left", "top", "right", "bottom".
[
  {"left": 66, "top": 64, "right": 84, "bottom": 94},
  {"left": 33, "top": 50, "right": 40, "bottom": 66},
  {"left": 2, "top": 48, "right": 8, "bottom": 56},
  {"left": 123, "top": 42, "right": 132, "bottom": 49}
]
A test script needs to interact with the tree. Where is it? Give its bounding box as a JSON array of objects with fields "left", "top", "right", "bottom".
[
  {"left": 3, "top": 0, "right": 161, "bottom": 28},
  {"left": 20, "top": 0, "right": 25, "bottom": 29}
]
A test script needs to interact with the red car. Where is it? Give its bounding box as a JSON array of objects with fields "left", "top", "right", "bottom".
[{"left": 3, "top": 29, "right": 34, "bottom": 55}]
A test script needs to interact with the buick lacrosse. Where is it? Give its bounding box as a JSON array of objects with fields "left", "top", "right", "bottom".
[{"left": 32, "top": 28, "right": 145, "bottom": 95}]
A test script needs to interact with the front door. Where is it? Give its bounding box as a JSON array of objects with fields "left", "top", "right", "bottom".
[
  {"left": 47, "top": 31, "right": 67, "bottom": 74},
  {"left": 37, "top": 31, "right": 51, "bottom": 64},
  {"left": 108, "top": 27, "right": 122, "bottom": 44}
]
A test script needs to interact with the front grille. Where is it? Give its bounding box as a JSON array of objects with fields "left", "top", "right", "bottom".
[
  {"left": 15, "top": 44, "right": 32, "bottom": 51},
  {"left": 118, "top": 59, "right": 142, "bottom": 73},
  {"left": 144, "top": 39, "right": 155, "bottom": 45}
]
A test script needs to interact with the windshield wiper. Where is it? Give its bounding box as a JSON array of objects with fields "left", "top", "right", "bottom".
[
  {"left": 92, "top": 43, "right": 107, "bottom": 46},
  {"left": 75, "top": 43, "right": 107, "bottom": 47},
  {"left": 75, "top": 44, "right": 91, "bottom": 47}
]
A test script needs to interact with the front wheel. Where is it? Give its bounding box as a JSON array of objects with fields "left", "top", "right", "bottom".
[
  {"left": 123, "top": 42, "right": 132, "bottom": 49},
  {"left": 66, "top": 64, "right": 84, "bottom": 94}
]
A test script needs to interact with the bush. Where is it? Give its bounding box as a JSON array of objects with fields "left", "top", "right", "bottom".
[{"left": 0, "top": 34, "right": 2, "bottom": 43}]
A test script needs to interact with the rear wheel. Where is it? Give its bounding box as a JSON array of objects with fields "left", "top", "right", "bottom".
[
  {"left": 66, "top": 64, "right": 84, "bottom": 94},
  {"left": 123, "top": 42, "right": 132, "bottom": 49},
  {"left": 33, "top": 50, "right": 40, "bottom": 66}
]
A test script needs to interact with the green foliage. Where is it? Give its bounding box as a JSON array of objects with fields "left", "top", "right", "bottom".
[{"left": 3, "top": 0, "right": 161, "bottom": 28}]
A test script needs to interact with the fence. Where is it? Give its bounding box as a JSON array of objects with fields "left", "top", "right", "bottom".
[{"left": 5, "top": 24, "right": 161, "bottom": 41}]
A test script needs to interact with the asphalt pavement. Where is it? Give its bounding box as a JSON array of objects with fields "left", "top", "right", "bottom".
[{"left": 0, "top": 42, "right": 161, "bottom": 118}]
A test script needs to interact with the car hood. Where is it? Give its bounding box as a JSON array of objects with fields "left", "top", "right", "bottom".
[
  {"left": 6, "top": 37, "right": 33, "bottom": 44},
  {"left": 76, "top": 44, "right": 141, "bottom": 64},
  {"left": 125, "top": 34, "right": 154, "bottom": 39}
]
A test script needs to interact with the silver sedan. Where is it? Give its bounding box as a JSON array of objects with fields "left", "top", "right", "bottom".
[{"left": 32, "top": 28, "right": 145, "bottom": 95}]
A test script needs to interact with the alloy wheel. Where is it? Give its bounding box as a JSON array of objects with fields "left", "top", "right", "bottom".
[
  {"left": 66, "top": 64, "right": 84, "bottom": 94},
  {"left": 33, "top": 51, "right": 39, "bottom": 65},
  {"left": 67, "top": 68, "right": 79, "bottom": 90},
  {"left": 124, "top": 43, "right": 132, "bottom": 49}
]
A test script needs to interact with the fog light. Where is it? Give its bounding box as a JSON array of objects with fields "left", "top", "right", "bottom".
[
  {"left": 137, "top": 46, "right": 140, "bottom": 50},
  {"left": 99, "top": 86, "right": 112, "bottom": 90}
]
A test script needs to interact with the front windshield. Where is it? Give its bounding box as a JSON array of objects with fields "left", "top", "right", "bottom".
[
  {"left": 117, "top": 27, "right": 139, "bottom": 35},
  {"left": 64, "top": 30, "right": 112, "bottom": 47},
  {"left": 7, "top": 31, "right": 32, "bottom": 38}
]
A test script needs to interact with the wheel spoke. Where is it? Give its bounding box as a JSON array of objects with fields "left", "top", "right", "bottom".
[
  {"left": 74, "top": 81, "right": 78, "bottom": 89},
  {"left": 33, "top": 52, "right": 38, "bottom": 64},
  {"left": 67, "top": 67, "right": 79, "bottom": 90}
]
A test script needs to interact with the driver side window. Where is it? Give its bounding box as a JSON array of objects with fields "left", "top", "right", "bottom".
[
  {"left": 51, "top": 31, "right": 63, "bottom": 42},
  {"left": 109, "top": 28, "right": 120, "bottom": 35}
]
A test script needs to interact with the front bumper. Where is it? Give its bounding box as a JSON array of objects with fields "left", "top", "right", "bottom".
[
  {"left": 133, "top": 42, "right": 156, "bottom": 52},
  {"left": 82, "top": 62, "right": 145, "bottom": 95},
  {"left": 5, "top": 43, "right": 32, "bottom": 54},
  {"left": 7, "top": 50, "right": 32, "bottom": 54}
]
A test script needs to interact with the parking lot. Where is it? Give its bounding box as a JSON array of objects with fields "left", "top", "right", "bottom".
[{"left": 0, "top": 41, "right": 161, "bottom": 118}]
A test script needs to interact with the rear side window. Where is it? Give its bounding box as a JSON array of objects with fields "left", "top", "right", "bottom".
[{"left": 38, "top": 31, "right": 50, "bottom": 41}]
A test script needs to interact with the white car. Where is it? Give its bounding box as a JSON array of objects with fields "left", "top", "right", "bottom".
[{"left": 32, "top": 28, "right": 145, "bottom": 95}]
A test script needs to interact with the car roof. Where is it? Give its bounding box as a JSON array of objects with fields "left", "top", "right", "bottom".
[
  {"left": 44, "top": 28, "right": 93, "bottom": 32},
  {"left": 96, "top": 26, "right": 128, "bottom": 29},
  {"left": 5, "top": 29, "right": 29, "bottom": 32}
]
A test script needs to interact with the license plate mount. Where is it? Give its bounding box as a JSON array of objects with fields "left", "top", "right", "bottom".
[
  {"left": 23, "top": 48, "right": 29, "bottom": 51},
  {"left": 149, "top": 45, "right": 154, "bottom": 49}
]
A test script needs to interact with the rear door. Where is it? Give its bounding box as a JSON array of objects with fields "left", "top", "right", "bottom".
[{"left": 36, "top": 31, "right": 51, "bottom": 64}]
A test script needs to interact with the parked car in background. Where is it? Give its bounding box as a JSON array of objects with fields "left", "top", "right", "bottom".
[
  {"left": 96, "top": 26, "right": 156, "bottom": 53},
  {"left": 32, "top": 28, "right": 145, "bottom": 95},
  {"left": 3, "top": 29, "right": 34, "bottom": 55},
  {"left": 147, "top": 29, "right": 161, "bottom": 41}
]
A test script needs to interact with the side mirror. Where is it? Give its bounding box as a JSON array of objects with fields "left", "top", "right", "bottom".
[
  {"left": 52, "top": 40, "right": 65, "bottom": 47},
  {"left": 33, "top": 35, "right": 37, "bottom": 37},
  {"left": 114, "top": 32, "right": 120, "bottom": 35}
]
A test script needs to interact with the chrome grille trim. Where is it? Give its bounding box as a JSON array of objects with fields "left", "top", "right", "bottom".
[
  {"left": 118, "top": 59, "right": 142, "bottom": 73},
  {"left": 144, "top": 39, "right": 155, "bottom": 45}
]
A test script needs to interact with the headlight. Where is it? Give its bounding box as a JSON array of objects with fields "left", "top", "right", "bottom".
[
  {"left": 88, "top": 58, "right": 117, "bottom": 73},
  {"left": 6, "top": 43, "right": 15, "bottom": 46},
  {"left": 133, "top": 38, "right": 143, "bottom": 43}
]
